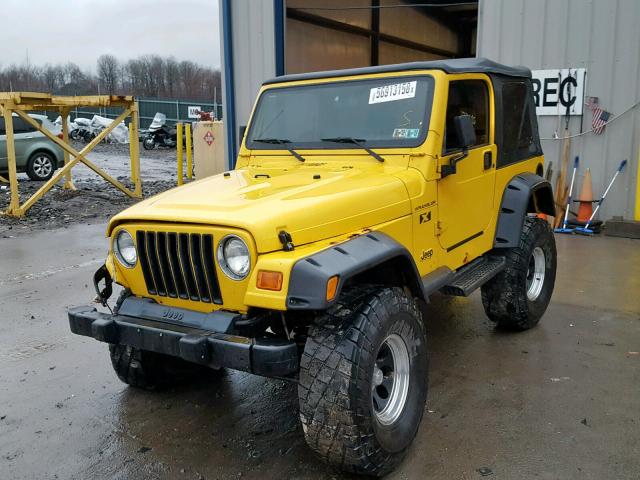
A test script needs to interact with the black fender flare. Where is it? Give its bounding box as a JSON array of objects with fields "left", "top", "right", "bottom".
[
  {"left": 494, "top": 172, "right": 555, "bottom": 248},
  {"left": 286, "top": 232, "right": 425, "bottom": 310}
]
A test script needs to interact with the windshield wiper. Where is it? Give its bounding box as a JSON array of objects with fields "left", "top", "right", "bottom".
[
  {"left": 321, "top": 137, "right": 385, "bottom": 162},
  {"left": 253, "top": 138, "right": 305, "bottom": 162}
]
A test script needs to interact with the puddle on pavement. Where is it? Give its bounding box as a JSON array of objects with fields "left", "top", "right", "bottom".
[{"left": 2, "top": 339, "right": 62, "bottom": 360}]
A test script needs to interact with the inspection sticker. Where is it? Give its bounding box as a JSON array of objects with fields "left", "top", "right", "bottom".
[
  {"left": 369, "top": 81, "right": 417, "bottom": 104},
  {"left": 393, "top": 128, "right": 420, "bottom": 139}
]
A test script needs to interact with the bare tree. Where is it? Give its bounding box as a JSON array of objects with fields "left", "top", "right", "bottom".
[
  {"left": 96, "top": 54, "right": 119, "bottom": 93},
  {"left": 165, "top": 57, "right": 179, "bottom": 97},
  {"left": 0, "top": 54, "right": 221, "bottom": 100},
  {"left": 42, "top": 64, "right": 64, "bottom": 92}
]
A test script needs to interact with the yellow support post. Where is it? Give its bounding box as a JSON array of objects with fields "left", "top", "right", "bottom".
[
  {"left": 61, "top": 108, "right": 76, "bottom": 190},
  {"left": 14, "top": 108, "right": 135, "bottom": 214},
  {"left": 0, "top": 174, "right": 8, "bottom": 183},
  {"left": 177, "top": 122, "right": 184, "bottom": 186},
  {"left": 185, "top": 122, "right": 193, "bottom": 180},
  {"left": 16, "top": 108, "right": 134, "bottom": 191},
  {"left": 129, "top": 104, "right": 142, "bottom": 197},
  {"left": 0, "top": 92, "right": 142, "bottom": 217},
  {"left": 2, "top": 104, "right": 21, "bottom": 215}
]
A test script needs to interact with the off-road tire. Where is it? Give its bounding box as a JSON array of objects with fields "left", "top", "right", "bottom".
[
  {"left": 299, "top": 286, "right": 428, "bottom": 476},
  {"left": 26, "top": 152, "right": 56, "bottom": 181},
  {"left": 481, "top": 216, "right": 556, "bottom": 330},
  {"left": 109, "top": 345, "right": 222, "bottom": 390}
]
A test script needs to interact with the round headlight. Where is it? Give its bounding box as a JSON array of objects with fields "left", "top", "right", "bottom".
[
  {"left": 217, "top": 235, "right": 250, "bottom": 280},
  {"left": 114, "top": 230, "right": 137, "bottom": 267}
]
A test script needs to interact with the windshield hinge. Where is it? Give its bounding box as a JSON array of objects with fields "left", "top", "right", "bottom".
[{"left": 278, "top": 230, "right": 295, "bottom": 251}]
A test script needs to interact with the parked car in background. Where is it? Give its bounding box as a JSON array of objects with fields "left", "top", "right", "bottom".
[{"left": 0, "top": 114, "right": 65, "bottom": 181}]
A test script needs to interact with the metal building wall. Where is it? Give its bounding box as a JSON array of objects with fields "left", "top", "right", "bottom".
[
  {"left": 219, "top": 0, "right": 277, "bottom": 168},
  {"left": 219, "top": 1, "right": 477, "bottom": 169},
  {"left": 478, "top": 0, "right": 640, "bottom": 221}
]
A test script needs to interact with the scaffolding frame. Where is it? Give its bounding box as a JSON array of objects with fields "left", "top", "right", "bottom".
[{"left": 0, "top": 92, "right": 142, "bottom": 217}]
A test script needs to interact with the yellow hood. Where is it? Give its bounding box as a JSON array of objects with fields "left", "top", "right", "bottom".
[{"left": 109, "top": 163, "right": 411, "bottom": 253}]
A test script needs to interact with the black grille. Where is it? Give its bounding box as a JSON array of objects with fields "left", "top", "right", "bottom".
[{"left": 136, "top": 231, "right": 222, "bottom": 304}]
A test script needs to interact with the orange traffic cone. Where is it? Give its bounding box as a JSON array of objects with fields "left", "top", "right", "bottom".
[{"left": 576, "top": 168, "right": 594, "bottom": 222}]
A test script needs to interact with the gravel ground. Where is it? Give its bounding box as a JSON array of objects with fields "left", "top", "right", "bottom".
[{"left": 0, "top": 142, "right": 184, "bottom": 237}]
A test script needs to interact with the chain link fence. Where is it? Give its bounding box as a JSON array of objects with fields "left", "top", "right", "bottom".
[{"left": 61, "top": 97, "right": 223, "bottom": 128}]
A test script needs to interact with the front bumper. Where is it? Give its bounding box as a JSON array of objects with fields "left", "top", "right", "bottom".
[{"left": 68, "top": 297, "right": 298, "bottom": 377}]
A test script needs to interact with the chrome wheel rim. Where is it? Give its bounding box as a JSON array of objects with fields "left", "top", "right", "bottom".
[
  {"left": 33, "top": 155, "right": 53, "bottom": 178},
  {"left": 372, "top": 333, "right": 410, "bottom": 426},
  {"left": 526, "top": 246, "right": 546, "bottom": 301}
]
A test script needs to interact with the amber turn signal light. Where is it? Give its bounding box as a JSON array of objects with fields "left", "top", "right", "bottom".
[
  {"left": 326, "top": 275, "right": 339, "bottom": 301},
  {"left": 257, "top": 270, "right": 283, "bottom": 291}
]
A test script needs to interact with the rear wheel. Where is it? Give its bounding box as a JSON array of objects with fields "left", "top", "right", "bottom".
[
  {"left": 299, "top": 287, "right": 428, "bottom": 476},
  {"left": 481, "top": 217, "right": 557, "bottom": 330},
  {"left": 26, "top": 152, "right": 55, "bottom": 181},
  {"left": 109, "top": 344, "right": 222, "bottom": 390}
]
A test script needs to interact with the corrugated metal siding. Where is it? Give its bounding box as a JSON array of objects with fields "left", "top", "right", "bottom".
[
  {"left": 219, "top": 0, "right": 276, "bottom": 166},
  {"left": 478, "top": 0, "right": 640, "bottom": 220},
  {"left": 231, "top": 0, "right": 276, "bottom": 130}
]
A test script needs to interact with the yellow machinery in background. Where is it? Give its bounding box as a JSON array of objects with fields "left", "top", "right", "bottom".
[
  {"left": 0, "top": 92, "right": 142, "bottom": 217},
  {"left": 176, "top": 122, "right": 194, "bottom": 186}
]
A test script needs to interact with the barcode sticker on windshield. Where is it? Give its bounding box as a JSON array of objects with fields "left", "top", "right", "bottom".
[{"left": 369, "top": 81, "right": 417, "bottom": 104}]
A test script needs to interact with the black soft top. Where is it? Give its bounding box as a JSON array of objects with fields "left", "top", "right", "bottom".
[{"left": 263, "top": 57, "right": 531, "bottom": 85}]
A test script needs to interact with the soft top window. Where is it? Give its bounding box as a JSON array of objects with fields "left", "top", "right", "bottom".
[
  {"left": 246, "top": 75, "right": 434, "bottom": 150},
  {"left": 499, "top": 81, "right": 541, "bottom": 166},
  {"left": 444, "top": 80, "right": 490, "bottom": 153}
]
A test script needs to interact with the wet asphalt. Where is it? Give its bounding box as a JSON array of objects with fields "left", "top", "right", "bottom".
[{"left": 0, "top": 225, "right": 639, "bottom": 480}]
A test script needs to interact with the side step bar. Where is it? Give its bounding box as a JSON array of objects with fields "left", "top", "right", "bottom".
[{"left": 440, "top": 256, "right": 506, "bottom": 297}]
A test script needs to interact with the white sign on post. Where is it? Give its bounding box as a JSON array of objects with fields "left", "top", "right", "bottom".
[
  {"left": 531, "top": 69, "right": 586, "bottom": 116},
  {"left": 187, "top": 106, "right": 202, "bottom": 119}
]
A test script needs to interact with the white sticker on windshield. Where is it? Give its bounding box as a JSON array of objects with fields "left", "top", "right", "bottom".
[
  {"left": 393, "top": 128, "right": 420, "bottom": 139},
  {"left": 369, "top": 81, "right": 417, "bottom": 104}
]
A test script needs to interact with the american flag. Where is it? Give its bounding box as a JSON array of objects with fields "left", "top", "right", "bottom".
[{"left": 586, "top": 97, "right": 611, "bottom": 135}]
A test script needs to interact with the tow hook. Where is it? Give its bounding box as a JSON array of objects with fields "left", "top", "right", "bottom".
[{"left": 93, "top": 265, "right": 113, "bottom": 307}]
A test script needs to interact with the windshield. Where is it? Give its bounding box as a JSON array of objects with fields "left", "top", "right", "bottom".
[{"left": 246, "top": 75, "right": 434, "bottom": 150}]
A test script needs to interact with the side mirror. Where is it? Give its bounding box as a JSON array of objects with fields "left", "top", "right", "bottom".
[
  {"left": 454, "top": 114, "right": 476, "bottom": 149},
  {"left": 441, "top": 115, "right": 476, "bottom": 179}
]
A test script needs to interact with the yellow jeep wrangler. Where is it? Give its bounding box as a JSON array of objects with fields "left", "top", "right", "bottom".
[{"left": 69, "top": 58, "right": 556, "bottom": 476}]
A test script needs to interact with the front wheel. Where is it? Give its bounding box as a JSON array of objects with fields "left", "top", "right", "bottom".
[
  {"left": 299, "top": 287, "right": 428, "bottom": 476},
  {"left": 109, "top": 344, "right": 222, "bottom": 390},
  {"left": 142, "top": 135, "right": 156, "bottom": 150},
  {"left": 481, "top": 217, "right": 557, "bottom": 330}
]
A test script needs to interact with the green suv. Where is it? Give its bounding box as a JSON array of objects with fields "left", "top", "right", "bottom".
[{"left": 0, "top": 115, "right": 64, "bottom": 181}]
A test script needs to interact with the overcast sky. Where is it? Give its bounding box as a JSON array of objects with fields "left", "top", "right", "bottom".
[{"left": 1, "top": 0, "right": 220, "bottom": 71}]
